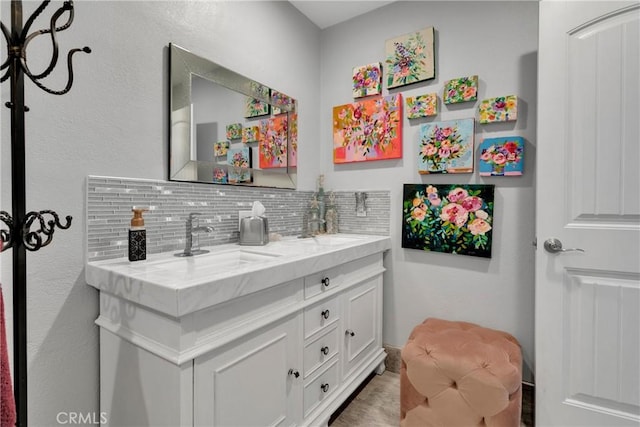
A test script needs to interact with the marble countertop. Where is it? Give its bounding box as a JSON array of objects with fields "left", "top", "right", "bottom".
[{"left": 86, "top": 234, "right": 391, "bottom": 317}]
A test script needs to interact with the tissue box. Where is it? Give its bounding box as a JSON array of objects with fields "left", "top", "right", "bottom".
[{"left": 239, "top": 216, "right": 269, "bottom": 246}]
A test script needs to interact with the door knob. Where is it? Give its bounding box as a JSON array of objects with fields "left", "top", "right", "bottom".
[{"left": 543, "top": 238, "right": 585, "bottom": 254}]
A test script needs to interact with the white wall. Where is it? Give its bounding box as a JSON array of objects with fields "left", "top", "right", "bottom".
[
  {"left": 319, "top": 1, "right": 539, "bottom": 380},
  {"left": 0, "top": 2, "right": 320, "bottom": 424}
]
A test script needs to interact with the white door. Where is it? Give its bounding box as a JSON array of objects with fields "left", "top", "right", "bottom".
[{"left": 536, "top": 2, "right": 640, "bottom": 426}]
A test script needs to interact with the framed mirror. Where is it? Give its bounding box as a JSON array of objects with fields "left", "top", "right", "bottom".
[{"left": 169, "top": 43, "right": 297, "bottom": 189}]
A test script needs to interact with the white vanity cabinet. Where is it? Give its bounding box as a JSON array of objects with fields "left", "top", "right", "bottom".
[{"left": 86, "top": 234, "right": 390, "bottom": 427}]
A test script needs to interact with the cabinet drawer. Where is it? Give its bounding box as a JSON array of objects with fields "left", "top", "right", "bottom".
[
  {"left": 303, "top": 325, "right": 339, "bottom": 378},
  {"left": 304, "top": 267, "right": 341, "bottom": 299},
  {"left": 303, "top": 253, "right": 383, "bottom": 300},
  {"left": 303, "top": 358, "right": 339, "bottom": 418},
  {"left": 304, "top": 296, "right": 339, "bottom": 339}
]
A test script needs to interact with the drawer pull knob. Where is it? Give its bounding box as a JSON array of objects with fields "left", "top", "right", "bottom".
[
  {"left": 288, "top": 369, "right": 300, "bottom": 378},
  {"left": 321, "top": 383, "right": 330, "bottom": 393},
  {"left": 345, "top": 329, "right": 355, "bottom": 337},
  {"left": 321, "top": 346, "right": 330, "bottom": 355},
  {"left": 321, "top": 309, "right": 330, "bottom": 320},
  {"left": 321, "top": 277, "right": 330, "bottom": 287}
]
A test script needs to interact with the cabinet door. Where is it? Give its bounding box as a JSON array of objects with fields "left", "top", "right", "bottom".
[
  {"left": 194, "top": 315, "right": 302, "bottom": 427},
  {"left": 342, "top": 277, "right": 382, "bottom": 378}
]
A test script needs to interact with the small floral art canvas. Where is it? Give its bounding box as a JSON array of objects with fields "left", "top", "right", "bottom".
[
  {"left": 226, "top": 123, "right": 242, "bottom": 140},
  {"left": 227, "top": 146, "right": 251, "bottom": 183},
  {"left": 478, "top": 95, "right": 517, "bottom": 123},
  {"left": 417, "top": 118, "right": 474, "bottom": 174},
  {"left": 213, "top": 167, "right": 228, "bottom": 184},
  {"left": 271, "top": 90, "right": 294, "bottom": 115},
  {"left": 443, "top": 75, "right": 478, "bottom": 104},
  {"left": 258, "top": 114, "right": 298, "bottom": 169},
  {"left": 244, "top": 83, "right": 270, "bottom": 118},
  {"left": 406, "top": 93, "right": 437, "bottom": 118},
  {"left": 333, "top": 94, "right": 403, "bottom": 164},
  {"left": 213, "top": 141, "right": 229, "bottom": 157},
  {"left": 352, "top": 62, "right": 382, "bottom": 98},
  {"left": 479, "top": 136, "right": 524, "bottom": 176},
  {"left": 385, "top": 27, "right": 435, "bottom": 89},
  {"left": 242, "top": 126, "right": 260, "bottom": 144},
  {"left": 402, "top": 184, "right": 495, "bottom": 258}
]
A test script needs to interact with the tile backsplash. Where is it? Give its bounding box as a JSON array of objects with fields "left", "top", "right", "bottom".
[{"left": 87, "top": 176, "right": 390, "bottom": 261}]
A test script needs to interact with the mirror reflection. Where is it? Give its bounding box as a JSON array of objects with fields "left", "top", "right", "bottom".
[{"left": 169, "top": 43, "right": 297, "bottom": 188}]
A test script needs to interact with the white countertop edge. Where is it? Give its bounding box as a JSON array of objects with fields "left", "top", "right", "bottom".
[{"left": 86, "top": 234, "right": 391, "bottom": 317}]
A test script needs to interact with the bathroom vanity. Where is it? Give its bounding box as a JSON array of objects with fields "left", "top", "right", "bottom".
[{"left": 86, "top": 234, "right": 391, "bottom": 426}]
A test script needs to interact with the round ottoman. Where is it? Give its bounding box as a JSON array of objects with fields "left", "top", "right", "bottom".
[{"left": 401, "top": 318, "right": 522, "bottom": 426}]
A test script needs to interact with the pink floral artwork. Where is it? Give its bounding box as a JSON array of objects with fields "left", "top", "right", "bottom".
[
  {"left": 478, "top": 95, "right": 517, "bottom": 123},
  {"left": 417, "top": 118, "right": 474, "bottom": 174},
  {"left": 403, "top": 184, "right": 495, "bottom": 258},
  {"left": 332, "top": 94, "right": 403, "bottom": 164},
  {"left": 478, "top": 136, "right": 524, "bottom": 176},
  {"left": 406, "top": 93, "right": 437, "bottom": 118},
  {"left": 352, "top": 62, "right": 382, "bottom": 98},
  {"left": 443, "top": 75, "right": 478, "bottom": 104}
]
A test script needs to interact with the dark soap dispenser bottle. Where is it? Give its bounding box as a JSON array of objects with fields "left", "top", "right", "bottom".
[{"left": 129, "top": 208, "right": 148, "bottom": 262}]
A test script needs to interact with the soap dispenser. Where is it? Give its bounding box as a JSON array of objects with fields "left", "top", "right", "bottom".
[{"left": 129, "top": 207, "right": 148, "bottom": 262}]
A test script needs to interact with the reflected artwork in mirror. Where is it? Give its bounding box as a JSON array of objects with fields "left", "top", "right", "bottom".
[{"left": 169, "top": 43, "right": 297, "bottom": 188}]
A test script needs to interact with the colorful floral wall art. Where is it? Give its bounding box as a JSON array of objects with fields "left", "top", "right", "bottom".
[
  {"left": 406, "top": 93, "right": 437, "bottom": 118},
  {"left": 258, "top": 114, "right": 298, "bottom": 169},
  {"left": 417, "top": 118, "right": 474, "bottom": 174},
  {"left": 271, "top": 90, "right": 294, "bottom": 115},
  {"left": 479, "top": 136, "right": 524, "bottom": 176},
  {"left": 213, "top": 167, "right": 228, "bottom": 184},
  {"left": 227, "top": 146, "right": 251, "bottom": 183},
  {"left": 242, "top": 126, "right": 260, "bottom": 144},
  {"left": 478, "top": 95, "right": 518, "bottom": 123},
  {"left": 213, "top": 141, "right": 229, "bottom": 157},
  {"left": 352, "top": 62, "right": 382, "bottom": 98},
  {"left": 443, "top": 75, "right": 478, "bottom": 104},
  {"left": 245, "top": 83, "right": 270, "bottom": 118},
  {"left": 402, "top": 184, "right": 495, "bottom": 258},
  {"left": 332, "top": 94, "right": 403, "bottom": 164},
  {"left": 226, "top": 123, "right": 242, "bottom": 140},
  {"left": 385, "top": 27, "right": 435, "bottom": 89}
]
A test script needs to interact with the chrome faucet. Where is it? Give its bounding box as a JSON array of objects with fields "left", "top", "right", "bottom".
[{"left": 175, "top": 213, "right": 214, "bottom": 257}]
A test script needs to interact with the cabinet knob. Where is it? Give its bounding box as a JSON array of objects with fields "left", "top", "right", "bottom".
[
  {"left": 321, "top": 346, "right": 329, "bottom": 356},
  {"left": 345, "top": 329, "right": 355, "bottom": 337},
  {"left": 321, "top": 383, "right": 330, "bottom": 393},
  {"left": 288, "top": 369, "right": 300, "bottom": 378},
  {"left": 321, "top": 277, "right": 330, "bottom": 287},
  {"left": 321, "top": 309, "right": 330, "bottom": 320}
]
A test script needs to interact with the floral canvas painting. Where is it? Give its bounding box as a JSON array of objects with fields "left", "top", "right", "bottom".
[
  {"left": 479, "top": 136, "right": 524, "bottom": 176},
  {"left": 333, "top": 94, "right": 403, "bottom": 164},
  {"left": 352, "top": 62, "right": 382, "bottom": 98},
  {"left": 213, "top": 167, "right": 228, "bottom": 184},
  {"left": 245, "top": 83, "right": 270, "bottom": 118},
  {"left": 478, "top": 95, "right": 518, "bottom": 123},
  {"left": 406, "top": 93, "right": 437, "bottom": 118},
  {"left": 402, "top": 184, "right": 495, "bottom": 258},
  {"left": 271, "top": 90, "right": 294, "bottom": 115},
  {"left": 226, "top": 123, "right": 242, "bottom": 140},
  {"left": 242, "top": 126, "right": 260, "bottom": 144},
  {"left": 213, "top": 141, "right": 229, "bottom": 157},
  {"left": 227, "top": 146, "right": 251, "bottom": 183},
  {"left": 385, "top": 27, "right": 435, "bottom": 89},
  {"left": 417, "top": 118, "right": 474, "bottom": 174},
  {"left": 259, "top": 113, "right": 298, "bottom": 169},
  {"left": 443, "top": 75, "right": 478, "bottom": 104}
]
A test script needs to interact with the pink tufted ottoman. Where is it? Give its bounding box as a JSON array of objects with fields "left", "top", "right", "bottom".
[{"left": 401, "top": 318, "right": 522, "bottom": 427}]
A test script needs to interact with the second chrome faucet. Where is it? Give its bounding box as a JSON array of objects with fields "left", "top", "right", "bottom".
[{"left": 175, "top": 212, "right": 214, "bottom": 257}]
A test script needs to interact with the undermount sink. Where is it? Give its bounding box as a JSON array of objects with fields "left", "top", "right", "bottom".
[
  {"left": 149, "top": 248, "right": 282, "bottom": 274},
  {"left": 282, "top": 234, "right": 366, "bottom": 247}
]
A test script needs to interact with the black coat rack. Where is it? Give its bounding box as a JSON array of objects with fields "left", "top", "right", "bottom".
[{"left": 0, "top": 1, "right": 89, "bottom": 425}]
